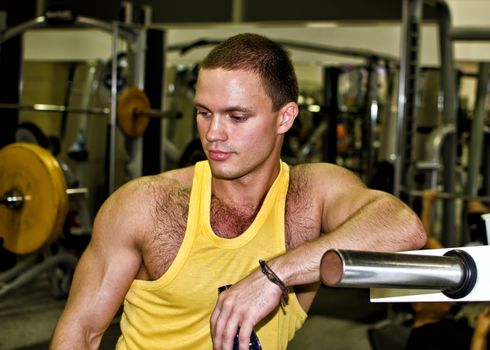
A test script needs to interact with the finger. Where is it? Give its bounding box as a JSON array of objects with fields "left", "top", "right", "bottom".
[
  {"left": 237, "top": 318, "right": 255, "bottom": 350},
  {"left": 210, "top": 294, "right": 223, "bottom": 334},
  {"left": 212, "top": 296, "right": 235, "bottom": 350},
  {"left": 221, "top": 310, "right": 241, "bottom": 350}
]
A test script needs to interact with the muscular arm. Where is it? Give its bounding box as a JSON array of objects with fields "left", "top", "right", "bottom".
[
  {"left": 211, "top": 163, "right": 427, "bottom": 350},
  {"left": 50, "top": 181, "right": 148, "bottom": 349},
  {"left": 274, "top": 164, "right": 426, "bottom": 287}
]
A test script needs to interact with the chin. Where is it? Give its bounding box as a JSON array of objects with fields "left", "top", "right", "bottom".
[{"left": 208, "top": 162, "right": 244, "bottom": 180}]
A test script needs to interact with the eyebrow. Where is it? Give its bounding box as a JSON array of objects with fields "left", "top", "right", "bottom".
[{"left": 193, "top": 102, "right": 255, "bottom": 114}]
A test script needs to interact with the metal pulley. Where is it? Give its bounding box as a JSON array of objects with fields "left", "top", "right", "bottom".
[{"left": 0, "top": 143, "right": 68, "bottom": 254}]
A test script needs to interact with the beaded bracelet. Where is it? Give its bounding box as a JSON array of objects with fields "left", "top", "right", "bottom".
[{"left": 258, "top": 259, "right": 289, "bottom": 307}]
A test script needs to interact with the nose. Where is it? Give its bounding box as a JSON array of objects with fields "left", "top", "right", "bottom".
[{"left": 205, "top": 115, "right": 227, "bottom": 142}]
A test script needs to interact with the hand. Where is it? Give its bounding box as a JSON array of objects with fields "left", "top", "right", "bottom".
[
  {"left": 422, "top": 189, "right": 438, "bottom": 206},
  {"left": 210, "top": 268, "right": 283, "bottom": 350},
  {"left": 474, "top": 307, "right": 490, "bottom": 338}
]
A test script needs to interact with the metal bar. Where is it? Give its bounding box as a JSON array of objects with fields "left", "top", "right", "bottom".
[
  {"left": 0, "top": 190, "right": 23, "bottom": 209},
  {"left": 0, "top": 16, "right": 46, "bottom": 43},
  {"left": 466, "top": 62, "right": 490, "bottom": 198},
  {"left": 395, "top": 0, "right": 423, "bottom": 198},
  {"left": 109, "top": 22, "right": 119, "bottom": 195},
  {"left": 450, "top": 28, "right": 490, "bottom": 41},
  {"left": 1, "top": 188, "right": 89, "bottom": 205},
  {"left": 1, "top": 16, "right": 136, "bottom": 45},
  {"left": 65, "top": 188, "right": 89, "bottom": 196},
  {"left": 0, "top": 103, "right": 110, "bottom": 115},
  {"left": 231, "top": 0, "right": 245, "bottom": 23},
  {"left": 484, "top": 133, "right": 490, "bottom": 197},
  {"left": 0, "top": 254, "right": 38, "bottom": 283},
  {"left": 0, "top": 253, "right": 78, "bottom": 298},
  {"left": 320, "top": 249, "right": 477, "bottom": 299},
  {"left": 277, "top": 40, "right": 398, "bottom": 63},
  {"left": 405, "top": 189, "right": 490, "bottom": 202},
  {"left": 159, "top": 29, "right": 168, "bottom": 172},
  {"left": 136, "top": 109, "right": 181, "bottom": 119},
  {"left": 436, "top": 1, "right": 458, "bottom": 247},
  {"left": 124, "top": 25, "right": 146, "bottom": 180},
  {"left": 167, "top": 39, "right": 399, "bottom": 63},
  {"left": 0, "top": 102, "right": 176, "bottom": 119},
  {"left": 362, "top": 61, "right": 379, "bottom": 186}
]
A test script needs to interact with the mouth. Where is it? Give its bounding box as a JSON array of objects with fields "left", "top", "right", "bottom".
[{"left": 207, "top": 149, "right": 232, "bottom": 161}]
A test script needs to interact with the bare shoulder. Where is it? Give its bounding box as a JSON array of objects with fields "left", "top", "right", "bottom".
[
  {"left": 160, "top": 165, "right": 195, "bottom": 187},
  {"left": 93, "top": 166, "right": 195, "bottom": 241},
  {"left": 290, "top": 162, "right": 366, "bottom": 189},
  {"left": 290, "top": 163, "right": 368, "bottom": 203},
  {"left": 286, "top": 163, "right": 372, "bottom": 239}
]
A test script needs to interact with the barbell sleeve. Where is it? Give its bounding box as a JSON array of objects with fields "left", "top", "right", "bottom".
[
  {"left": 1, "top": 187, "right": 89, "bottom": 210},
  {"left": 320, "top": 249, "right": 477, "bottom": 299},
  {"left": 0, "top": 190, "right": 24, "bottom": 209}
]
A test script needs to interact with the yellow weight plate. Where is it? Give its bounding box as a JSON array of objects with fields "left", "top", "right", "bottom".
[
  {"left": 44, "top": 146, "right": 69, "bottom": 246},
  {"left": 0, "top": 143, "right": 68, "bottom": 254},
  {"left": 117, "top": 87, "right": 151, "bottom": 138}
]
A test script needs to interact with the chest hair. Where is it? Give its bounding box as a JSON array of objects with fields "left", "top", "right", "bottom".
[
  {"left": 143, "top": 167, "right": 319, "bottom": 279},
  {"left": 210, "top": 196, "right": 260, "bottom": 238},
  {"left": 143, "top": 185, "right": 190, "bottom": 279}
]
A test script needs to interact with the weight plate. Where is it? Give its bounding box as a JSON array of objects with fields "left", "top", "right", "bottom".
[
  {"left": 0, "top": 143, "right": 68, "bottom": 254},
  {"left": 117, "top": 87, "right": 151, "bottom": 138}
]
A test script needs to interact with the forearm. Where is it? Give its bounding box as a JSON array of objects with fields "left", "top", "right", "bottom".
[
  {"left": 471, "top": 309, "right": 490, "bottom": 350},
  {"left": 50, "top": 319, "right": 103, "bottom": 350},
  {"left": 271, "top": 196, "right": 426, "bottom": 287},
  {"left": 49, "top": 248, "right": 128, "bottom": 350},
  {"left": 470, "top": 333, "right": 488, "bottom": 350}
]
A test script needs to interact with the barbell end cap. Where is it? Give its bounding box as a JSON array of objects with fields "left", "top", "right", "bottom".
[
  {"left": 320, "top": 249, "right": 344, "bottom": 287},
  {"left": 442, "top": 249, "right": 478, "bottom": 299}
]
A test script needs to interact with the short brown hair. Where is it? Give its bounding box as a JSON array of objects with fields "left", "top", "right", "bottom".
[{"left": 200, "top": 33, "right": 298, "bottom": 111}]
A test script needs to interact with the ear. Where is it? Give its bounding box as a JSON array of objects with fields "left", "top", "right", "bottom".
[{"left": 277, "top": 102, "right": 299, "bottom": 134}]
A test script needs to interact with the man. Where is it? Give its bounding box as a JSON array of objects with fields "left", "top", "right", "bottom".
[{"left": 50, "top": 33, "right": 426, "bottom": 350}]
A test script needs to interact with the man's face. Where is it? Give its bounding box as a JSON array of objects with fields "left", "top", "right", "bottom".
[{"left": 194, "top": 68, "right": 283, "bottom": 181}]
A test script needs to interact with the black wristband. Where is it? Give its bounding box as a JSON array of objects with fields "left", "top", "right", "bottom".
[{"left": 258, "top": 259, "right": 289, "bottom": 307}]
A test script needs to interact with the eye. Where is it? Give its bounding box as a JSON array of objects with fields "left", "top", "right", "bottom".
[
  {"left": 229, "top": 115, "right": 248, "bottom": 122},
  {"left": 196, "top": 108, "right": 211, "bottom": 118}
]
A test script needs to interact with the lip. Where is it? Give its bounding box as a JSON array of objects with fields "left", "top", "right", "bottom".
[{"left": 207, "top": 150, "right": 232, "bottom": 161}]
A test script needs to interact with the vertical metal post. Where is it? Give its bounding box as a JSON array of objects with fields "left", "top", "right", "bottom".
[
  {"left": 362, "top": 60, "right": 380, "bottom": 186},
  {"left": 436, "top": 2, "right": 458, "bottom": 246},
  {"left": 125, "top": 26, "right": 146, "bottom": 180},
  {"left": 160, "top": 30, "right": 167, "bottom": 172},
  {"left": 120, "top": 1, "right": 133, "bottom": 24},
  {"left": 466, "top": 62, "right": 490, "bottom": 198},
  {"left": 232, "top": 0, "right": 244, "bottom": 23},
  {"left": 484, "top": 134, "right": 490, "bottom": 197},
  {"left": 109, "top": 22, "right": 119, "bottom": 194},
  {"left": 395, "top": 0, "right": 423, "bottom": 200},
  {"left": 463, "top": 62, "right": 490, "bottom": 243}
]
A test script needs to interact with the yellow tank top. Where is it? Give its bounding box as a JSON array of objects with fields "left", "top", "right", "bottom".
[{"left": 116, "top": 160, "right": 306, "bottom": 349}]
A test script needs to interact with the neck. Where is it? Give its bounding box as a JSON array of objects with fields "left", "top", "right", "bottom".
[{"left": 211, "top": 159, "right": 281, "bottom": 208}]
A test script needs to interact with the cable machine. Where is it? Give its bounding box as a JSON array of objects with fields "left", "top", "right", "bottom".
[{"left": 395, "top": 0, "right": 490, "bottom": 246}]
